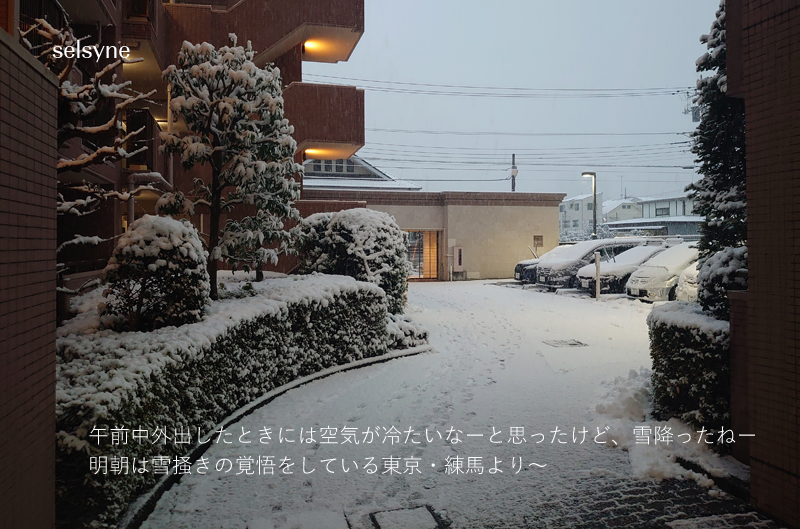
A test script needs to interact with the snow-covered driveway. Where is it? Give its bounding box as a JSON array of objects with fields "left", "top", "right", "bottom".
[{"left": 142, "top": 282, "right": 762, "bottom": 529}]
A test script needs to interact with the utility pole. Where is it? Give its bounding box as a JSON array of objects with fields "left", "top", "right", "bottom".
[{"left": 511, "top": 154, "right": 518, "bottom": 192}]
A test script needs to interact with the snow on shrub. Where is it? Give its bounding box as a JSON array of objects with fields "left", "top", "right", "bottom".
[
  {"left": 56, "top": 275, "right": 389, "bottom": 528},
  {"left": 697, "top": 245, "right": 748, "bottom": 320},
  {"left": 592, "top": 367, "right": 744, "bottom": 486},
  {"left": 647, "top": 301, "right": 731, "bottom": 437},
  {"left": 101, "top": 215, "right": 209, "bottom": 332},
  {"left": 386, "top": 313, "right": 429, "bottom": 349},
  {"left": 297, "top": 209, "right": 412, "bottom": 314}
]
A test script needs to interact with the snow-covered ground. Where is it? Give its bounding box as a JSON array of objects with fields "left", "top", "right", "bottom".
[{"left": 141, "top": 281, "right": 769, "bottom": 529}]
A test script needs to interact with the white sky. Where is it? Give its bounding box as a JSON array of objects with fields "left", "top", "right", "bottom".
[{"left": 304, "top": 0, "right": 721, "bottom": 201}]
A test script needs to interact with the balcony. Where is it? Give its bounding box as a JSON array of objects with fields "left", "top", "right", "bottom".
[
  {"left": 124, "top": 108, "right": 167, "bottom": 178},
  {"left": 121, "top": 0, "right": 168, "bottom": 102},
  {"left": 164, "top": 0, "right": 364, "bottom": 66},
  {"left": 283, "top": 82, "right": 364, "bottom": 161}
]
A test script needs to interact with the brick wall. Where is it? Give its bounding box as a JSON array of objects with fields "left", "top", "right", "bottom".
[
  {"left": 727, "top": 1, "right": 800, "bottom": 527},
  {"left": 0, "top": 30, "right": 58, "bottom": 529}
]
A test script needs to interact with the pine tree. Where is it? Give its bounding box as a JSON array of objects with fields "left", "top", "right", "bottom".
[
  {"left": 160, "top": 36, "right": 302, "bottom": 299},
  {"left": 686, "top": 0, "right": 747, "bottom": 262}
]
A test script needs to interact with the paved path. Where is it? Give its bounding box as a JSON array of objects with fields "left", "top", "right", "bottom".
[{"left": 142, "top": 282, "right": 781, "bottom": 528}]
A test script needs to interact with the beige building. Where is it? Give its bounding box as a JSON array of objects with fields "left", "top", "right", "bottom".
[{"left": 302, "top": 189, "right": 565, "bottom": 280}]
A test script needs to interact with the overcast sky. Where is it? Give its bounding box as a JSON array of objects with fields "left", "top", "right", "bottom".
[{"left": 304, "top": 0, "right": 721, "bottom": 201}]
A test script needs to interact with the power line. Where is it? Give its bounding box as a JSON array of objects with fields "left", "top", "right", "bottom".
[
  {"left": 361, "top": 157, "right": 694, "bottom": 169},
  {"left": 304, "top": 74, "right": 693, "bottom": 99},
  {"left": 361, "top": 140, "right": 691, "bottom": 153},
  {"left": 366, "top": 128, "right": 691, "bottom": 137}
]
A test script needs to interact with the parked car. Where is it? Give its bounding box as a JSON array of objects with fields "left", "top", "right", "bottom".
[
  {"left": 535, "top": 238, "right": 649, "bottom": 290},
  {"left": 625, "top": 242, "right": 699, "bottom": 302},
  {"left": 514, "top": 257, "right": 539, "bottom": 281},
  {"left": 575, "top": 241, "right": 672, "bottom": 297},
  {"left": 676, "top": 262, "right": 700, "bottom": 302},
  {"left": 513, "top": 244, "right": 573, "bottom": 283}
]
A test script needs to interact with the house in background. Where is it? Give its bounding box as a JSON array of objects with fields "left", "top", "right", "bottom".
[
  {"left": 604, "top": 193, "right": 702, "bottom": 236},
  {"left": 303, "top": 155, "right": 421, "bottom": 191},
  {"left": 559, "top": 192, "right": 604, "bottom": 233},
  {"left": 602, "top": 198, "right": 642, "bottom": 223}
]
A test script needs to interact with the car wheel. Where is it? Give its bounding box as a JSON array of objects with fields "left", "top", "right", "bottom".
[{"left": 668, "top": 285, "right": 677, "bottom": 301}]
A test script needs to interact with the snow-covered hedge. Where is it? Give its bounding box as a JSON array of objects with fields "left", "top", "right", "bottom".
[
  {"left": 297, "top": 209, "right": 412, "bottom": 314},
  {"left": 101, "top": 215, "right": 209, "bottom": 331},
  {"left": 697, "top": 245, "right": 748, "bottom": 320},
  {"left": 56, "top": 275, "right": 388, "bottom": 528},
  {"left": 386, "top": 313, "right": 429, "bottom": 349},
  {"left": 647, "top": 301, "right": 730, "bottom": 437}
]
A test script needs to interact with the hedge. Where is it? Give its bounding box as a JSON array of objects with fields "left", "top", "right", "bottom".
[
  {"left": 647, "top": 301, "right": 731, "bottom": 436},
  {"left": 56, "top": 275, "right": 389, "bottom": 528}
]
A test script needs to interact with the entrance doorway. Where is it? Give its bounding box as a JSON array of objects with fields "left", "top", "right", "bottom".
[{"left": 407, "top": 231, "right": 438, "bottom": 280}]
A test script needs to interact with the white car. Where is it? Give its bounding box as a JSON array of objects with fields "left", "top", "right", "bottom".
[
  {"left": 625, "top": 242, "right": 699, "bottom": 302},
  {"left": 676, "top": 262, "right": 700, "bottom": 302},
  {"left": 575, "top": 241, "right": 671, "bottom": 297}
]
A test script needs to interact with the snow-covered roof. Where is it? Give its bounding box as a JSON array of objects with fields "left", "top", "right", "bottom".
[
  {"left": 302, "top": 155, "right": 422, "bottom": 191},
  {"left": 637, "top": 193, "right": 691, "bottom": 203},
  {"left": 302, "top": 177, "right": 422, "bottom": 191},
  {"left": 602, "top": 198, "right": 639, "bottom": 215},
  {"left": 604, "top": 215, "right": 703, "bottom": 226},
  {"left": 563, "top": 193, "right": 603, "bottom": 202}
]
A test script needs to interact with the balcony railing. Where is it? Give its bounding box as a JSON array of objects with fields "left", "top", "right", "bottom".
[
  {"left": 125, "top": 108, "right": 164, "bottom": 175},
  {"left": 19, "top": 0, "right": 69, "bottom": 54}
]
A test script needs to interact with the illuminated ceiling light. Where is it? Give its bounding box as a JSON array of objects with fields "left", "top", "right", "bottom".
[{"left": 303, "top": 40, "right": 323, "bottom": 54}]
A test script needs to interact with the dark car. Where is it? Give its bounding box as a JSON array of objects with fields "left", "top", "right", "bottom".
[{"left": 535, "top": 238, "right": 649, "bottom": 290}]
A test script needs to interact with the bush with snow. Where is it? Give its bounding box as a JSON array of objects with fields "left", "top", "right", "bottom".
[
  {"left": 697, "top": 246, "right": 748, "bottom": 320},
  {"left": 647, "top": 301, "right": 731, "bottom": 437},
  {"left": 56, "top": 275, "right": 389, "bottom": 528},
  {"left": 101, "top": 215, "right": 209, "bottom": 332},
  {"left": 297, "top": 209, "right": 412, "bottom": 314},
  {"left": 386, "top": 313, "right": 429, "bottom": 349}
]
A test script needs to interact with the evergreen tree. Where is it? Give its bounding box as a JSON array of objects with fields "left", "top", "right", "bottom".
[
  {"left": 686, "top": 0, "right": 747, "bottom": 262},
  {"left": 160, "top": 36, "right": 302, "bottom": 299}
]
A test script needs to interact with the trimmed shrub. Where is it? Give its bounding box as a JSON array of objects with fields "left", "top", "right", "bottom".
[
  {"left": 386, "top": 313, "right": 429, "bottom": 349},
  {"left": 297, "top": 209, "right": 412, "bottom": 314},
  {"left": 101, "top": 215, "right": 209, "bottom": 331},
  {"left": 56, "top": 275, "right": 388, "bottom": 528},
  {"left": 697, "top": 245, "right": 748, "bottom": 320},
  {"left": 647, "top": 301, "right": 730, "bottom": 436}
]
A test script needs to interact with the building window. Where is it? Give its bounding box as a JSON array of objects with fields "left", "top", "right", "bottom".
[
  {"left": 346, "top": 159, "right": 355, "bottom": 173},
  {"left": 313, "top": 163, "right": 321, "bottom": 172},
  {"left": 559, "top": 205, "right": 565, "bottom": 212},
  {"left": 336, "top": 159, "right": 344, "bottom": 172},
  {"left": 324, "top": 160, "right": 332, "bottom": 172},
  {"left": 407, "top": 231, "right": 438, "bottom": 279},
  {"left": 572, "top": 220, "right": 579, "bottom": 227},
  {"left": 655, "top": 207, "right": 670, "bottom": 217},
  {"left": 587, "top": 202, "right": 593, "bottom": 211}
]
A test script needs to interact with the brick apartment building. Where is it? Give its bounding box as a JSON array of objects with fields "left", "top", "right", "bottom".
[
  {"left": 1, "top": 0, "right": 364, "bottom": 526},
  {"left": 726, "top": 1, "right": 800, "bottom": 527}
]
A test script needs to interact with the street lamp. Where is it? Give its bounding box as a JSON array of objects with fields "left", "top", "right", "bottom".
[{"left": 582, "top": 172, "right": 597, "bottom": 239}]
